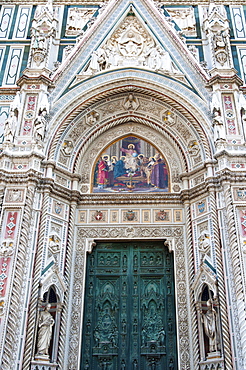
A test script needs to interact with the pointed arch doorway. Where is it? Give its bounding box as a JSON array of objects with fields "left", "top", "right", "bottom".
[{"left": 80, "top": 240, "right": 177, "bottom": 369}]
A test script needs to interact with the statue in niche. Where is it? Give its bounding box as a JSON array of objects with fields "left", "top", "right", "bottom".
[
  {"left": 4, "top": 109, "right": 18, "bottom": 143},
  {"left": 33, "top": 108, "right": 47, "bottom": 142},
  {"left": 94, "top": 328, "right": 100, "bottom": 346},
  {"left": 198, "top": 232, "right": 210, "bottom": 262},
  {"left": 213, "top": 30, "right": 226, "bottom": 51},
  {"left": 212, "top": 110, "right": 226, "bottom": 142},
  {"left": 36, "top": 304, "right": 54, "bottom": 356},
  {"left": 201, "top": 299, "right": 219, "bottom": 353},
  {"left": 213, "top": 30, "right": 229, "bottom": 66},
  {"left": 188, "top": 45, "right": 199, "bottom": 61},
  {"left": 169, "top": 359, "right": 174, "bottom": 369},
  {"left": 33, "top": 30, "right": 47, "bottom": 52},
  {"left": 63, "top": 45, "right": 74, "bottom": 60},
  {"left": 158, "top": 328, "right": 166, "bottom": 346},
  {"left": 48, "top": 232, "right": 60, "bottom": 255}
]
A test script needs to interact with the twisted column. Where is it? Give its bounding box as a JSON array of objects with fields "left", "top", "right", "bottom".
[
  {"left": 209, "top": 189, "right": 233, "bottom": 369},
  {"left": 222, "top": 184, "right": 245, "bottom": 368},
  {"left": 185, "top": 202, "right": 200, "bottom": 368},
  {"left": 22, "top": 189, "right": 50, "bottom": 370},
  {"left": 57, "top": 200, "right": 77, "bottom": 368},
  {"left": 1, "top": 186, "right": 35, "bottom": 369}
]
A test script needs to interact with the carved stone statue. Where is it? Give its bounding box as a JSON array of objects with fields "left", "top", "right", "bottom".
[
  {"left": 66, "top": 8, "right": 94, "bottom": 36},
  {"left": 212, "top": 110, "right": 226, "bottom": 141},
  {"left": 213, "top": 30, "right": 226, "bottom": 51},
  {"left": 123, "top": 94, "right": 139, "bottom": 110},
  {"left": 85, "top": 15, "right": 178, "bottom": 74},
  {"left": 167, "top": 7, "right": 196, "bottom": 36},
  {"left": 36, "top": 304, "right": 54, "bottom": 356},
  {"left": 48, "top": 232, "right": 60, "bottom": 255},
  {"left": 198, "top": 232, "right": 210, "bottom": 262},
  {"left": 33, "top": 108, "right": 47, "bottom": 142},
  {"left": 201, "top": 299, "right": 219, "bottom": 353},
  {"left": 4, "top": 109, "right": 17, "bottom": 143}
]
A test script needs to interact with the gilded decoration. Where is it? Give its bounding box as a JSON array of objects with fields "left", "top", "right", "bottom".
[
  {"left": 58, "top": 94, "right": 203, "bottom": 183},
  {"left": 74, "top": 121, "right": 184, "bottom": 194},
  {"left": 93, "top": 136, "right": 169, "bottom": 193}
]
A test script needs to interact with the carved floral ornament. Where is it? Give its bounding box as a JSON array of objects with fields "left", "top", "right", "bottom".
[
  {"left": 67, "top": 226, "right": 190, "bottom": 369},
  {"left": 56, "top": 94, "right": 206, "bottom": 179}
]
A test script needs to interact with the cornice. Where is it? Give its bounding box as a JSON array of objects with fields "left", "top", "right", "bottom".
[
  {"left": 78, "top": 192, "right": 183, "bottom": 206},
  {"left": 0, "top": 169, "right": 42, "bottom": 184},
  {"left": 206, "top": 72, "right": 244, "bottom": 89},
  {"left": 4, "top": 1, "right": 246, "bottom": 4},
  {"left": 214, "top": 148, "right": 246, "bottom": 159},
  {"left": 17, "top": 73, "right": 54, "bottom": 88}
]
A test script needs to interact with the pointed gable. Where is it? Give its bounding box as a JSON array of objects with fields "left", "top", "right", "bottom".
[{"left": 50, "top": 0, "right": 209, "bottom": 105}]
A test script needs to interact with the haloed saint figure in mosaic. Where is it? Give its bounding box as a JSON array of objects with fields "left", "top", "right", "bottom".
[{"left": 93, "top": 136, "right": 168, "bottom": 193}]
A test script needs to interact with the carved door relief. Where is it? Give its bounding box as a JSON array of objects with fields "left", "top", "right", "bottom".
[{"left": 80, "top": 241, "right": 177, "bottom": 369}]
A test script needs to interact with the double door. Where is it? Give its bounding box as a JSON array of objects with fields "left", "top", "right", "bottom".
[{"left": 81, "top": 241, "right": 177, "bottom": 369}]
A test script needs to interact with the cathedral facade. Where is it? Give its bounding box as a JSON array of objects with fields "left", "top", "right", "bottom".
[{"left": 0, "top": 1, "right": 246, "bottom": 369}]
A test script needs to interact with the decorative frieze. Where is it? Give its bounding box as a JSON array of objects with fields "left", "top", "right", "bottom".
[{"left": 77, "top": 208, "right": 184, "bottom": 225}]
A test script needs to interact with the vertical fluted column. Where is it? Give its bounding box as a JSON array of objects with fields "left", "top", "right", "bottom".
[
  {"left": 209, "top": 189, "right": 233, "bottom": 369},
  {"left": 1, "top": 185, "right": 36, "bottom": 369},
  {"left": 57, "top": 200, "right": 77, "bottom": 369},
  {"left": 22, "top": 188, "right": 50, "bottom": 370},
  {"left": 184, "top": 202, "right": 200, "bottom": 368}
]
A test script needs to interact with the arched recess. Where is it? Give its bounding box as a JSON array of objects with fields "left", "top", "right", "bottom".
[
  {"left": 43, "top": 75, "right": 215, "bottom": 369},
  {"left": 75, "top": 120, "right": 185, "bottom": 193},
  {"left": 46, "top": 76, "right": 214, "bottom": 179},
  {"left": 91, "top": 134, "right": 170, "bottom": 192}
]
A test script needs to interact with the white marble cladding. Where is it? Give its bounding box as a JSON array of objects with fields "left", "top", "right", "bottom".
[{"left": 77, "top": 207, "right": 183, "bottom": 224}]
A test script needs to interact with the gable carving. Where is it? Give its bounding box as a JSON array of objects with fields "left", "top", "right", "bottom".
[{"left": 76, "top": 12, "right": 185, "bottom": 83}]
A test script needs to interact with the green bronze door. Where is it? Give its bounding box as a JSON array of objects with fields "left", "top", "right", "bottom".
[{"left": 80, "top": 241, "right": 177, "bottom": 370}]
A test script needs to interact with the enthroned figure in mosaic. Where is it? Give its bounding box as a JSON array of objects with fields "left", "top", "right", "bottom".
[{"left": 92, "top": 136, "right": 169, "bottom": 193}]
